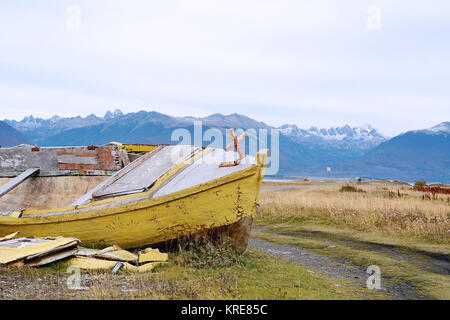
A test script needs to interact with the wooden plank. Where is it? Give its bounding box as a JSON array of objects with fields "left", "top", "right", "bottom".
[
  {"left": 0, "top": 168, "right": 40, "bottom": 198},
  {"left": 25, "top": 247, "right": 79, "bottom": 267},
  {"left": 70, "top": 146, "right": 164, "bottom": 206}
]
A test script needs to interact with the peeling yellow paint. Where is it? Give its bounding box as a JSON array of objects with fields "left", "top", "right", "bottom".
[{"left": 122, "top": 145, "right": 159, "bottom": 153}]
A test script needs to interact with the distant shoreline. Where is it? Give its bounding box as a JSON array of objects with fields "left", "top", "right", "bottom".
[{"left": 263, "top": 176, "right": 448, "bottom": 186}]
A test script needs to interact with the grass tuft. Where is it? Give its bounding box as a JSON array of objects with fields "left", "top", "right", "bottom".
[
  {"left": 173, "top": 239, "right": 245, "bottom": 269},
  {"left": 339, "top": 184, "right": 366, "bottom": 193}
]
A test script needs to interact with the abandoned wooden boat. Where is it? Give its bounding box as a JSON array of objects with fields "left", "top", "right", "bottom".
[{"left": 0, "top": 142, "right": 268, "bottom": 252}]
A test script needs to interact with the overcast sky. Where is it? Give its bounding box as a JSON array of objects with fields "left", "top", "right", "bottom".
[{"left": 0, "top": 1, "right": 449, "bottom": 136}]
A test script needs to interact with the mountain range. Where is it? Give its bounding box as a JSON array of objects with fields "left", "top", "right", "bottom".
[{"left": 2, "top": 111, "right": 449, "bottom": 183}]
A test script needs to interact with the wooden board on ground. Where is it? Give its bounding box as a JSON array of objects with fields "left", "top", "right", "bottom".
[{"left": 0, "top": 237, "right": 80, "bottom": 267}]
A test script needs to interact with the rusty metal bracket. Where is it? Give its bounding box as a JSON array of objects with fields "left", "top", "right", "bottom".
[{"left": 87, "top": 143, "right": 97, "bottom": 150}]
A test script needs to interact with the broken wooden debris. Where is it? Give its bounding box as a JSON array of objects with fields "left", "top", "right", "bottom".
[
  {"left": 68, "top": 245, "right": 168, "bottom": 273},
  {"left": 26, "top": 247, "right": 79, "bottom": 267},
  {"left": 75, "top": 245, "right": 119, "bottom": 257},
  {"left": 65, "top": 256, "right": 162, "bottom": 273},
  {"left": 0, "top": 236, "right": 80, "bottom": 267},
  {"left": 95, "top": 249, "right": 138, "bottom": 262},
  {"left": 0, "top": 233, "right": 167, "bottom": 273},
  {"left": 63, "top": 245, "right": 167, "bottom": 272}
]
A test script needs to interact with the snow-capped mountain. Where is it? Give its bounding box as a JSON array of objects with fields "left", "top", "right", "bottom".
[
  {"left": 278, "top": 124, "right": 387, "bottom": 150},
  {"left": 413, "top": 122, "right": 450, "bottom": 135},
  {"left": 348, "top": 121, "right": 450, "bottom": 182},
  {"left": 4, "top": 109, "right": 386, "bottom": 156}
]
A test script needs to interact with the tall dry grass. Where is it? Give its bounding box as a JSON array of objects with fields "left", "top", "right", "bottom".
[{"left": 257, "top": 187, "right": 450, "bottom": 242}]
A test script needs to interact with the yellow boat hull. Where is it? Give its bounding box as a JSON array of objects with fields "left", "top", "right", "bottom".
[{"left": 0, "top": 156, "right": 266, "bottom": 249}]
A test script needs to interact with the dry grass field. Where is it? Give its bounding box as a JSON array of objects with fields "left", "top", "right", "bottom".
[{"left": 257, "top": 184, "right": 449, "bottom": 243}]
